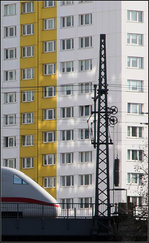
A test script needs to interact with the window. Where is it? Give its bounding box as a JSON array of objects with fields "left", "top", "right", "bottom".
[
  {"left": 4, "top": 70, "right": 16, "bottom": 82},
  {"left": 44, "top": 1, "right": 56, "bottom": 7},
  {"left": 44, "top": 18, "right": 56, "bottom": 30},
  {"left": 44, "top": 41, "right": 56, "bottom": 52},
  {"left": 127, "top": 173, "right": 143, "bottom": 185},
  {"left": 43, "top": 109, "right": 55, "bottom": 120},
  {"left": 4, "top": 136, "right": 16, "bottom": 148},
  {"left": 4, "top": 4, "right": 16, "bottom": 16},
  {"left": 127, "top": 10, "right": 143, "bottom": 23},
  {"left": 61, "top": 176, "right": 74, "bottom": 187},
  {"left": 61, "top": 16, "right": 74, "bottom": 28},
  {"left": 4, "top": 114, "right": 16, "bottom": 126},
  {"left": 13, "top": 175, "right": 27, "bottom": 184},
  {"left": 4, "top": 48, "right": 16, "bottom": 60},
  {"left": 43, "top": 131, "right": 55, "bottom": 143},
  {"left": 4, "top": 26, "right": 16, "bottom": 38},
  {"left": 61, "top": 85, "right": 73, "bottom": 96},
  {"left": 22, "top": 46, "right": 34, "bottom": 58},
  {"left": 22, "top": 2, "right": 34, "bottom": 13},
  {"left": 61, "top": 107, "right": 74, "bottom": 118},
  {"left": 79, "top": 59, "right": 92, "bottom": 71},
  {"left": 22, "top": 113, "right": 34, "bottom": 124},
  {"left": 79, "top": 151, "right": 92, "bottom": 163},
  {"left": 79, "top": 105, "right": 92, "bottom": 117},
  {"left": 80, "top": 197, "right": 92, "bottom": 208},
  {"left": 22, "top": 68, "right": 34, "bottom": 80},
  {"left": 127, "top": 33, "right": 143, "bottom": 45},
  {"left": 79, "top": 82, "right": 92, "bottom": 94},
  {"left": 44, "top": 64, "right": 56, "bottom": 75},
  {"left": 127, "top": 56, "right": 143, "bottom": 69},
  {"left": 127, "top": 80, "right": 143, "bottom": 92},
  {"left": 3, "top": 158, "right": 16, "bottom": 168},
  {"left": 43, "top": 154, "right": 55, "bottom": 166},
  {"left": 127, "top": 150, "right": 144, "bottom": 162},
  {"left": 127, "top": 126, "right": 143, "bottom": 138},
  {"left": 127, "top": 196, "right": 142, "bottom": 207},
  {"left": 43, "top": 177, "right": 56, "bottom": 188},
  {"left": 79, "top": 129, "right": 89, "bottom": 140},
  {"left": 22, "top": 157, "right": 34, "bottom": 169},
  {"left": 79, "top": 174, "right": 92, "bottom": 186},
  {"left": 61, "top": 1, "right": 74, "bottom": 5},
  {"left": 22, "top": 135, "right": 34, "bottom": 146},
  {"left": 61, "top": 130, "right": 74, "bottom": 141},
  {"left": 22, "top": 24, "right": 34, "bottom": 35},
  {"left": 4, "top": 92, "right": 16, "bottom": 104},
  {"left": 44, "top": 86, "right": 56, "bottom": 97},
  {"left": 22, "top": 91, "right": 34, "bottom": 102},
  {"left": 127, "top": 103, "right": 143, "bottom": 114},
  {"left": 61, "top": 61, "right": 74, "bottom": 73},
  {"left": 79, "top": 13, "right": 92, "bottom": 26},
  {"left": 79, "top": 36, "right": 92, "bottom": 48},
  {"left": 61, "top": 153, "right": 74, "bottom": 164},
  {"left": 61, "top": 38, "right": 74, "bottom": 50},
  {"left": 60, "top": 198, "right": 74, "bottom": 209}
]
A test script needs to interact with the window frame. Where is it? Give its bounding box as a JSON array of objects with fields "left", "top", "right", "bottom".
[
  {"left": 43, "top": 154, "right": 55, "bottom": 166},
  {"left": 22, "top": 112, "right": 34, "bottom": 124},
  {"left": 4, "top": 48, "right": 16, "bottom": 60},
  {"left": 44, "top": 63, "right": 56, "bottom": 75},
  {"left": 43, "top": 86, "right": 56, "bottom": 98},
  {"left": 44, "top": 40, "right": 56, "bottom": 53},
  {"left": 43, "top": 109, "right": 55, "bottom": 120},
  {"left": 44, "top": 18, "right": 56, "bottom": 30},
  {"left": 22, "top": 2, "right": 34, "bottom": 14},
  {"left": 127, "top": 80, "right": 143, "bottom": 92},
  {"left": 22, "top": 90, "right": 34, "bottom": 102},
  {"left": 61, "top": 15, "right": 74, "bottom": 28},
  {"left": 22, "top": 135, "right": 34, "bottom": 146},
  {"left": 43, "top": 177, "right": 56, "bottom": 188},
  {"left": 79, "top": 174, "right": 92, "bottom": 186},
  {"left": 127, "top": 10, "right": 143, "bottom": 23},
  {"left": 43, "top": 131, "right": 55, "bottom": 143},
  {"left": 127, "top": 103, "right": 143, "bottom": 115},
  {"left": 4, "top": 4, "right": 16, "bottom": 16},
  {"left": 79, "top": 13, "right": 92, "bottom": 26},
  {"left": 44, "top": 1, "right": 56, "bottom": 8},
  {"left": 61, "top": 130, "right": 74, "bottom": 141},
  {"left": 4, "top": 114, "right": 16, "bottom": 126},
  {"left": 3, "top": 158, "right": 16, "bottom": 168},
  {"left": 61, "top": 153, "right": 74, "bottom": 164},
  {"left": 22, "top": 24, "right": 34, "bottom": 36},
  {"left": 4, "top": 25, "right": 16, "bottom": 38},
  {"left": 4, "top": 136, "right": 16, "bottom": 148},
  {"left": 61, "top": 85, "right": 73, "bottom": 96},
  {"left": 4, "top": 92, "right": 16, "bottom": 104},
  {"left": 60, "top": 175, "right": 74, "bottom": 187},
  {"left": 22, "top": 68, "right": 34, "bottom": 80},
  {"left": 22, "top": 46, "right": 34, "bottom": 58},
  {"left": 61, "top": 38, "right": 74, "bottom": 51},
  {"left": 61, "top": 107, "right": 74, "bottom": 118},
  {"left": 22, "top": 157, "right": 34, "bottom": 169},
  {"left": 4, "top": 70, "right": 16, "bottom": 82}
]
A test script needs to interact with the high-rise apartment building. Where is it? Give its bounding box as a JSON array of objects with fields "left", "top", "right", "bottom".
[{"left": 1, "top": 1, "right": 148, "bottom": 212}]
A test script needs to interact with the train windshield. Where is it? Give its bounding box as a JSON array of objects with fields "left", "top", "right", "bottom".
[{"left": 13, "top": 175, "right": 27, "bottom": 185}]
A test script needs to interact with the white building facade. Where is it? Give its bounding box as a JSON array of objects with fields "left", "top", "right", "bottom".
[
  {"left": 1, "top": 1, "right": 20, "bottom": 170},
  {"left": 56, "top": 1, "right": 148, "bottom": 212}
]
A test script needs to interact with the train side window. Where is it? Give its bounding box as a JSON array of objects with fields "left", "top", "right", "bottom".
[{"left": 13, "top": 175, "right": 27, "bottom": 184}]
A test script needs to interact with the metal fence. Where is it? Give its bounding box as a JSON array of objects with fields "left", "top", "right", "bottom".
[{"left": 1, "top": 202, "right": 148, "bottom": 219}]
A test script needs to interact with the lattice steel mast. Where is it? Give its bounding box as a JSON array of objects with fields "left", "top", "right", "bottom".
[{"left": 92, "top": 34, "right": 118, "bottom": 217}]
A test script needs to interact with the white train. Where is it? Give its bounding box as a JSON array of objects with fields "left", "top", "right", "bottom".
[{"left": 1, "top": 167, "right": 61, "bottom": 217}]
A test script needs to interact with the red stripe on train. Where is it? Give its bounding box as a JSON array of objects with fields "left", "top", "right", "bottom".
[{"left": 2, "top": 197, "right": 60, "bottom": 208}]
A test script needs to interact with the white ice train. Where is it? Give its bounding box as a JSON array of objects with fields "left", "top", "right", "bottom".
[{"left": 1, "top": 167, "right": 61, "bottom": 217}]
